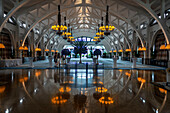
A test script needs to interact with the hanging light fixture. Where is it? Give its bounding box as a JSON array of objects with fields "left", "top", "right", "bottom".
[
  {"left": 160, "top": 44, "right": 170, "bottom": 50},
  {"left": 96, "top": 23, "right": 104, "bottom": 40},
  {"left": 119, "top": 50, "right": 123, "bottom": 52},
  {"left": 35, "top": 48, "right": 41, "bottom": 51},
  {"left": 62, "top": 18, "right": 71, "bottom": 40},
  {"left": 67, "top": 28, "right": 74, "bottom": 42},
  {"left": 51, "top": 5, "right": 67, "bottom": 36},
  {"left": 0, "top": 43, "right": 5, "bottom": 48},
  {"left": 94, "top": 28, "right": 100, "bottom": 43},
  {"left": 99, "top": 6, "right": 115, "bottom": 36},
  {"left": 125, "top": 49, "right": 131, "bottom": 52},
  {"left": 19, "top": 46, "right": 28, "bottom": 51},
  {"left": 138, "top": 47, "right": 146, "bottom": 51},
  {"left": 45, "top": 49, "right": 49, "bottom": 52}
]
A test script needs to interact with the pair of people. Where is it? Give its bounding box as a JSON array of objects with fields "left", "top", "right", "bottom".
[{"left": 54, "top": 52, "right": 66, "bottom": 66}]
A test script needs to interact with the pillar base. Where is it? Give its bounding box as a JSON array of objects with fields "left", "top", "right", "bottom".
[
  {"left": 113, "top": 58, "right": 117, "bottom": 68},
  {"left": 29, "top": 57, "right": 34, "bottom": 68},
  {"left": 48, "top": 56, "right": 53, "bottom": 68},
  {"left": 132, "top": 58, "right": 137, "bottom": 68}
]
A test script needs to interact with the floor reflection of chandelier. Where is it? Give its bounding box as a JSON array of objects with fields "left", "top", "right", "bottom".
[
  {"left": 51, "top": 95, "right": 67, "bottom": 104},
  {"left": 96, "top": 87, "right": 108, "bottom": 93},
  {"left": 99, "top": 95, "right": 114, "bottom": 104}
]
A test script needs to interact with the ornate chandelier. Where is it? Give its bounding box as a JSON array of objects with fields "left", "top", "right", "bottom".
[
  {"left": 67, "top": 28, "right": 75, "bottom": 42},
  {"left": 99, "top": 6, "right": 115, "bottom": 36},
  {"left": 62, "top": 18, "right": 71, "bottom": 40},
  {"left": 51, "top": 5, "right": 67, "bottom": 36}
]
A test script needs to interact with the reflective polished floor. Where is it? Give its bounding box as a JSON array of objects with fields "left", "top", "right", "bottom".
[{"left": 0, "top": 68, "right": 170, "bottom": 113}]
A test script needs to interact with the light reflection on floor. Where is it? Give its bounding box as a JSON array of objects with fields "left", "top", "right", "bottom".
[{"left": 0, "top": 69, "right": 169, "bottom": 113}]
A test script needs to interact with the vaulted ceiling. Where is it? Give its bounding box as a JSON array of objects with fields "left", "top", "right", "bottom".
[{"left": 2, "top": 0, "right": 170, "bottom": 51}]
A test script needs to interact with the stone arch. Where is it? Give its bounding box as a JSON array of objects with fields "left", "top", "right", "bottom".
[{"left": 0, "top": 28, "right": 15, "bottom": 58}]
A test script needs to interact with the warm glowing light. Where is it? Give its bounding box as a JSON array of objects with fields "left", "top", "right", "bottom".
[
  {"left": 138, "top": 47, "right": 142, "bottom": 51},
  {"left": 93, "top": 81, "right": 103, "bottom": 85},
  {"left": 0, "top": 43, "right": 5, "bottom": 48},
  {"left": 51, "top": 50, "right": 55, "bottom": 52},
  {"left": 59, "top": 87, "right": 71, "bottom": 93},
  {"left": 125, "top": 49, "right": 131, "bottom": 52},
  {"left": 94, "top": 36, "right": 100, "bottom": 39},
  {"left": 159, "top": 88, "right": 167, "bottom": 94},
  {"left": 113, "top": 50, "right": 117, "bottom": 52},
  {"left": 63, "top": 81, "right": 74, "bottom": 84},
  {"left": 51, "top": 25, "right": 67, "bottom": 31},
  {"left": 160, "top": 45, "right": 166, "bottom": 50},
  {"left": 125, "top": 72, "right": 131, "bottom": 77},
  {"left": 99, "top": 25, "right": 115, "bottom": 31},
  {"left": 96, "top": 87, "right": 107, "bottom": 93},
  {"left": 119, "top": 69, "right": 123, "bottom": 72},
  {"left": 0, "top": 86, "right": 5, "bottom": 93},
  {"left": 71, "top": 39, "right": 75, "bottom": 42},
  {"left": 35, "top": 71, "right": 41, "bottom": 77},
  {"left": 93, "top": 39, "right": 97, "bottom": 41},
  {"left": 99, "top": 96, "right": 114, "bottom": 104},
  {"left": 166, "top": 44, "right": 170, "bottom": 50},
  {"left": 138, "top": 47, "right": 146, "bottom": 51},
  {"left": 141, "top": 47, "right": 146, "bottom": 51},
  {"left": 62, "top": 32, "right": 71, "bottom": 36},
  {"left": 45, "top": 49, "right": 49, "bottom": 52},
  {"left": 56, "top": 50, "right": 59, "bottom": 52},
  {"left": 35, "top": 48, "right": 41, "bottom": 51},
  {"left": 109, "top": 51, "right": 112, "bottom": 53},
  {"left": 19, "top": 46, "right": 28, "bottom": 51},
  {"left": 119, "top": 50, "right": 123, "bottom": 52},
  {"left": 51, "top": 96, "right": 67, "bottom": 104},
  {"left": 19, "top": 77, "right": 28, "bottom": 82},
  {"left": 96, "top": 32, "right": 104, "bottom": 36},
  {"left": 137, "top": 77, "right": 146, "bottom": 83}
]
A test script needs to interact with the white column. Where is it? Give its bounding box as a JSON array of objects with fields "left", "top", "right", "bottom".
[
  {"left": 29, "top": 57, "right": 34, "bottom": 68},
  {"left": 143, "top": 51, "right": 146, "bottom": 65},
  {"left": 48, "top": 56, "right": 53, "bottom": 67},
  {"left": 113, "top": 57, "right": 117, "bottom": 68},
  {"left": 132, "top": 57, "right": 137, "bottom": 68}
]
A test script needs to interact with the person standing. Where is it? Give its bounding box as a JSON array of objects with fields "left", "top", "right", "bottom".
[
  {"left": 56, "top": 53, "right": 61, "bottom": 66},
  {"left": 54, "top": 52, "right": 58, "bottom": 66}
]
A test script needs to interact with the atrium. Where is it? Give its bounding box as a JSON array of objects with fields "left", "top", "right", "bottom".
[{"left": 0, "top": 0, "right": 170, "bottom": 113}]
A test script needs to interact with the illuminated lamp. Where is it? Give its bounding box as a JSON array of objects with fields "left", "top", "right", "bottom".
[
  {"left": 166, "top": 44, "right": 170, "bottom": 50},
  {"left": 0, "top": 86, "right": 5, "bottom": 93},
  {"left": 0, "top": 43, "right": 5, "bottom": 48},
  {"left": 125, "top": 49, "right": 131, "bottom": 52},
  {"left": 160, "top": 45, "right": 166, "bottom": 50},
  {"left": 138, "top": 47, "right": 142, "bottom": 51},
  {"left": 45, "top": 49, "right": 49, "bottom": 52},
  {"left": 35, "top": 48, "right": 41, "bottom": 51},
  {"left": 51, "top": 50, "right": 55, "bottom": 52},
  {"left": 19, "top": 46, "right": 28, "bottom": 51},
  {"left": 119, "top": 50, "right": 123, "bottom": 52},
  {"left": 113, "top": 50, "right": 117, "bottom": 52}
]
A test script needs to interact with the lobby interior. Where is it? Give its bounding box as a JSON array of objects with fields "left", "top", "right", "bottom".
[{"left": 0, "top": 0, "right": 170, "bottom": 113}]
